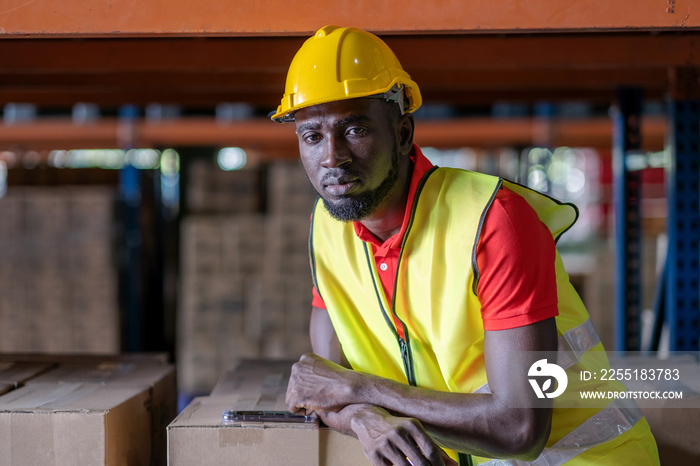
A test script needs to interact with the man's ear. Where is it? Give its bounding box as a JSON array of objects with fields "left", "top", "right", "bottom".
[{"left": 398, "top": 113, "right": 415, "bottom": 155}]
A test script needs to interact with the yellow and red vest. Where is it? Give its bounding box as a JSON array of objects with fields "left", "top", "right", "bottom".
[{"left": 310, "top": 167, "right": 659, "bottom": 465}]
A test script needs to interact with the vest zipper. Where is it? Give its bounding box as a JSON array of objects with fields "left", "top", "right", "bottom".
[
  {"left": 398, "top": 335, "right": 416, "bottom": 386},
  {"left": 359, "top": 167, "right": 440, "bottom": 388},
  {"left": 363, "top": 243, "right": 417, "bottom": 386},
  {"left": 359, "top": 166, "right": 471, "bottom": 464},
  {"left": 387, "top": 166, "right": 439, "bottom": 387}
]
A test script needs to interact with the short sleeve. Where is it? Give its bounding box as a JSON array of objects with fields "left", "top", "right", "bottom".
[
  {"left": 476, "top": 186, "right": 559, "bottom": 331},
  {"left": 311, "top": 286, "right": 327, "bottom": 309}
]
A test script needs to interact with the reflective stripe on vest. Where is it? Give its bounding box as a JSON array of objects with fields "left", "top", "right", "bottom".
[
  {"left": 478, "top": 397, "right": 643, "bottom": 466},
  {"left": 472, "top": 319, "right": 642, "bottom": 465},
  {"left": 557, "top": 318, "right": 601, "bottom": 370}
]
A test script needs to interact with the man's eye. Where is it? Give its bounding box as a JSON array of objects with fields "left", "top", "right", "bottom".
[
  {"left": 303, "top": 133, "right": 321, "bottom": 144},
  {"left": 346, "top": 127, "right": 367, "bottom": 137}
]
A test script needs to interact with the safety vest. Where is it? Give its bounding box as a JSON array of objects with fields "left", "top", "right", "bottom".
[{"left": 310, "top": 167, "right": 659, "bottom": 465}]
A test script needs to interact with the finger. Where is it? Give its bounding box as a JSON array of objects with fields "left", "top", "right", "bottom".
[
  {"left": 371, "top": 434, "right": 420, "bottom": 466},
  {"left": 370, "top": 449, "right": 419, "bottom": 466},
  {"left": 443, "top": 451, "right": 459, "bottom": 466},
  {"left": 383, "top": 447, "right": 416, "bottom": 466},
  {"left": 395, "top": 438, "right": 429, "bottom": 466},
  {"left": 440, "top": 451, "right": 458, "bottom": 466},
  {"left": 286, "top": 400, "right": 299, "bottom": 414},
  {"left": 285, "top": 389, "right": 313, "bottom": 415},
  {"left": 285, "top": 389, "right": 304, "bottom": 415},
  {"left": 403, "top": 423, "right": 444, "bottom": 465},
  {"left": 285, "top": 385, "right": 298, "bottom": 410},
  {"left": 366, "top": 450, "right": 400, "bottom": 466},
  {"left": 288, "top": 404, "right": 313, "bottom": 416},
  {"left": 385, "top": 427, "right": 436, "bottom": 466}
]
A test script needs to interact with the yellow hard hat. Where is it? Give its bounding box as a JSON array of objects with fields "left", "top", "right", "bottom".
[{"left": 270, "top": 25, "right": 422, "bottom": 123}]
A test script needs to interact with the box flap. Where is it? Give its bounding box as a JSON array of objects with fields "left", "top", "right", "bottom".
[
  {"left": 0, "top": 361, "right": 55, "bottom": 387},
  {"left": 0, "top": 352, "right": 169, "bottom": 364},
  {"left": 26, "top": 360, "right": 174, "bottom": 389},
  {"left": 0, "top": 382, "right": 148, "bottom": 412}
]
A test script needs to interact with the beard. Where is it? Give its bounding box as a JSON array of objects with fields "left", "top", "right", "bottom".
[{"left": 311, "top": 149, "right": 400, "bottom": 222}]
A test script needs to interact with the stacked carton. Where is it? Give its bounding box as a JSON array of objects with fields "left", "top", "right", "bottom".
[
  {"left": 265, "top": 159, "right": 317, "bottom": 215},
  {"left": 0, "top": 187, "right": 119, "bottom": 354},
  {"left": 178, "top": 160, "right": 318, "bottom": 394},
  {"left": 260, "top": 213, "right": 315, "bottom": 358},
  {"left": 261, "top": 160, "right": 318, "bottom": 358},
  {"left": 186, "top": 159, "right": 261, "bottom": 214},
  {"left": 178, "top": 215, "right": 266, "bottom": 393},
  {"left": 0, "top": 353, "right": 176, "bottom": 466}
]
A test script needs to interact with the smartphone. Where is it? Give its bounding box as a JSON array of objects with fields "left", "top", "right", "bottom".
[{"left": 222, "top": 410, "right": 316, "bottom": 423}]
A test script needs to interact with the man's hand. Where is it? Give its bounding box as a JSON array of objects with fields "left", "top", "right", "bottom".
[
  {"left": 350, "top": 405, "right": 458, "bottom": 466},
  {"left": 286, "top": 353, "right": 362, "bottom": 415}
]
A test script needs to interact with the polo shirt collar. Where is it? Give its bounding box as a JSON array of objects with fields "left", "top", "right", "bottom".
[{"left": 353, "top": 144, "right": 434, "bottom": 249}]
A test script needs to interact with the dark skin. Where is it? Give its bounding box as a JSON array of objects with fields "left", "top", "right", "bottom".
[
  {"left": 287, "top": 98, "right": 557, "bottom": 465},
  {"left": 294, "top": 98, "right": 413, "bottom": 240}
]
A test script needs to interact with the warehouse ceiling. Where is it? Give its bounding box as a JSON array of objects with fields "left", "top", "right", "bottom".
[
  {"left": 1, "top": 33, "right": 699, "bottom": 109},
  {"left": 0, "top": 0, "right": 698, "bottom": 152}
]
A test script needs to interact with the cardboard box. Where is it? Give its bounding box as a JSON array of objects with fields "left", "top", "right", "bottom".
[
  {"left": 266, "top": 160, "right": 318, "bottom": 215},
  {"left": 0, "top": 354, "right": 176, "bottom": 466},
  {"left": 0, "top": 361, "right": 55, "bottom": 389},
  {"left": 168, "top": 359, "right": 369, "bottom": 466},
  {"left": 208, "top": 359, "right": 296, "bottom": 399},
  {"left": 0, "top": 382, "right": 151, "bottom": 466},
  {"left": 177, "top": 215, "right": 268, "bottom": 393},
  {"left": 610, "top": 355, "right": 700, "bottom": 464},
  {"left": 0, "top": 352, "right": 169, "bottom": 365},
  {"left": 27, "top": 360, "right": 176, "bottom": 466},
  {"left": 177, "top": 209, "right": 315, "bottom": 394},
  {"left": 0, "top": 187, "right": 119, "bottom": 355}
]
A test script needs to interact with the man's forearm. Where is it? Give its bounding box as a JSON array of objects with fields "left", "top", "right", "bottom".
[
  {"left": 287, "top": 352, "right": 549, "bottom": 460},
  {"left": 301, "top": 310, "right": 557, "bottom": 461},
  {"left": 347, "top": 371, "right": 550, "bottom": 460}
]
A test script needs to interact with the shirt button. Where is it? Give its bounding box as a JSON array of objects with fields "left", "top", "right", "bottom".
[{"left": 379, "top": 263, "right": 388, "bottom": 271}]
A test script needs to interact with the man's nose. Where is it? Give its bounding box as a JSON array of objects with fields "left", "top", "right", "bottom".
[{"left": 320, "top": 135, "right": 351, "bottom": 168}]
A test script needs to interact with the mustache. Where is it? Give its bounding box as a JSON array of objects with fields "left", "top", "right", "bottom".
[{"left": 320, "top": 168, "right": 362, "bottom": 185}]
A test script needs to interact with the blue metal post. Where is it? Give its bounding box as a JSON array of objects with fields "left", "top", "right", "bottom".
[
  {"left": 612, "top": 88, "right": 643, "bottom": 352},
  {"left": 666, "top": 100, "right": 700, "bottom": 352},
  {"left": 119, "top": 104, "right": 143, "bottom": 352}
]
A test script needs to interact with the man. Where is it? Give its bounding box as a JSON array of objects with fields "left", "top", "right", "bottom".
[{"left": 271, "top": 26, "right": 659, "bottom": 465}]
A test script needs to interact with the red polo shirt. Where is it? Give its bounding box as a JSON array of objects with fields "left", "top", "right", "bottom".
[{"left": 312, "top": 146, "right": 559, "bottom": 331}]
